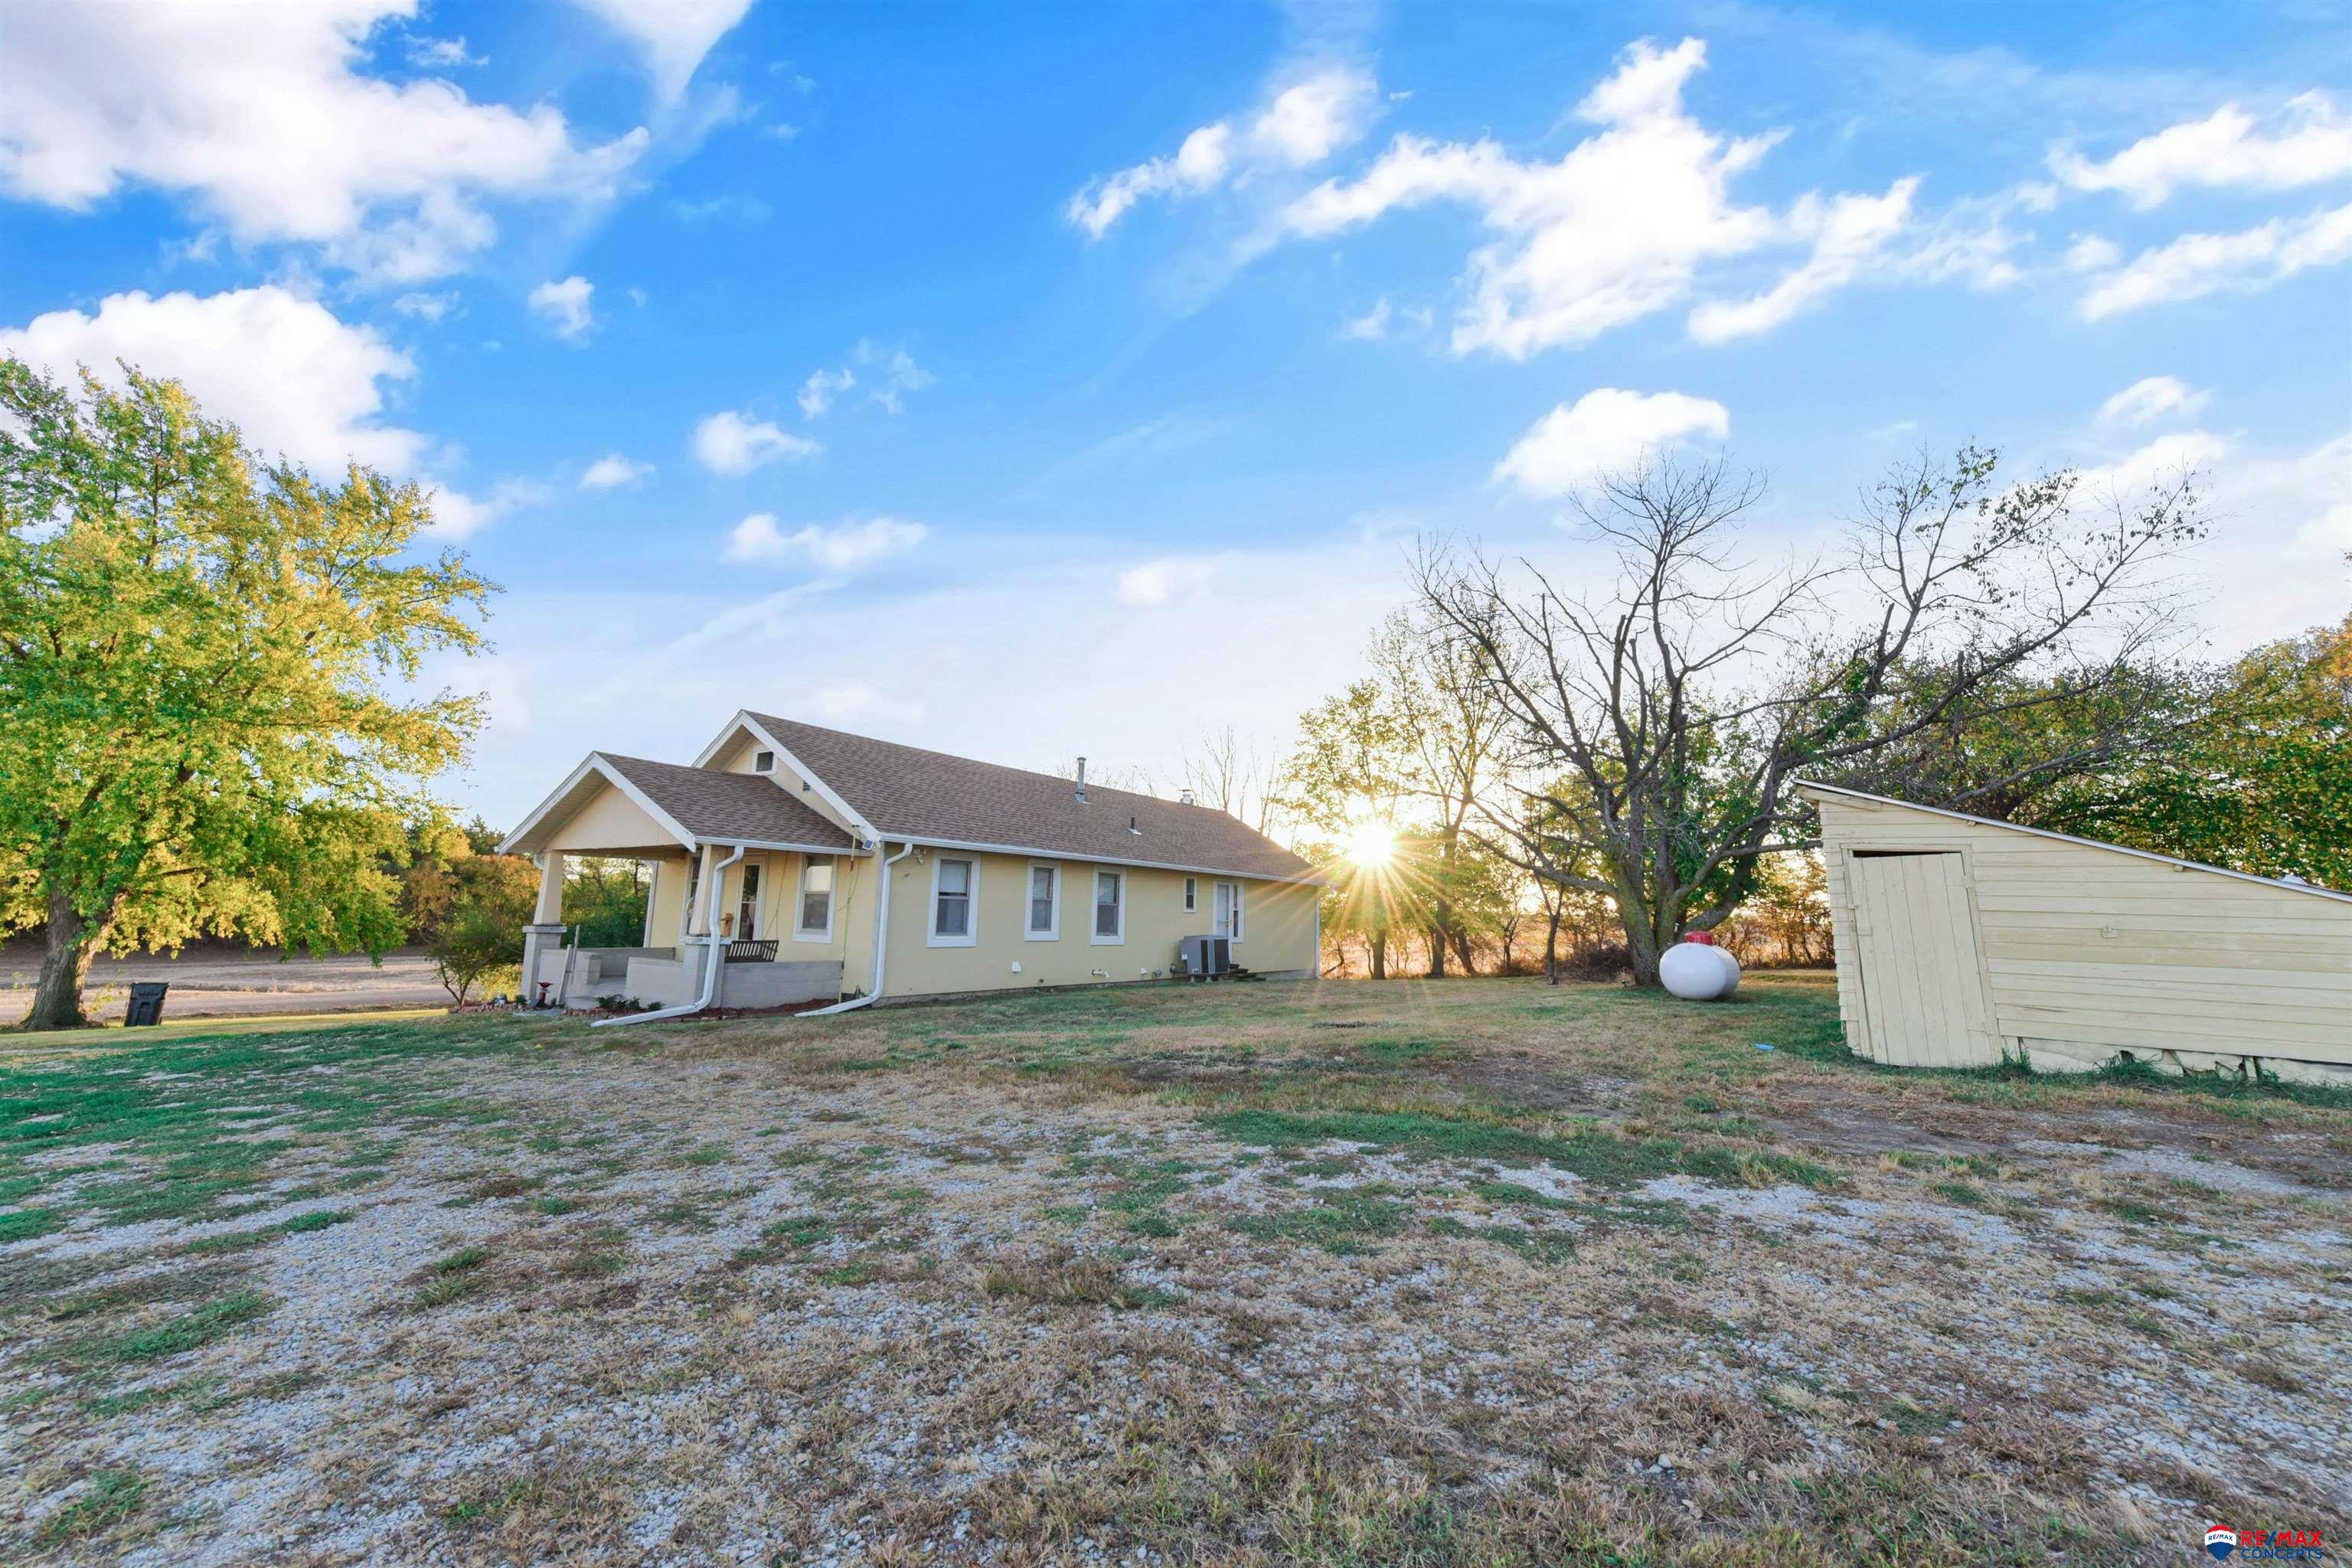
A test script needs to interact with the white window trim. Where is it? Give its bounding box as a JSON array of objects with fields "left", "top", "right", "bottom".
[
  {"left": 752, "top": 749, "right": 776, "bottom": 774},
  {"left": 1229, "top": 880, "right": 1245, "bottom": 945},
  {"left": 929, "top": 854, "right": 978, "bottom": 947},
  {"left": 1024, "top": 861, "right": 1061, "bottom": 941},
  {"left": 1090, "top": 867, "right": 1126, "bottom": 946},
  {"left": 793, "top": 854, "right": 836, "bottom": 942},
  {"left": 1182, "top": 876, "right": 1197, "bottom": 913}
]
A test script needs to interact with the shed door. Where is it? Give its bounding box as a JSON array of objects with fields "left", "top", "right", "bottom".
[{"left": 1850, "top": 852, "right": 1997, "bottom": 1067}]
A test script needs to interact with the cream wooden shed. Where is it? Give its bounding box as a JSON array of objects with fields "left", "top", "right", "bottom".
[{"left": 1796, "top": 782, "right": 2352, "bottom": 1085}]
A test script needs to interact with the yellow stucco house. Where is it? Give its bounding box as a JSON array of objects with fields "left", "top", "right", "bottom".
[{"left": 498, "top": 711, "right": 1325, "bottom": 1018}]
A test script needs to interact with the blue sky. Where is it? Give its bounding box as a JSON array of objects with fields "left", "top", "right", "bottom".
[{"left": 3, "top": 0, "right": 2347, "bottom": 829}]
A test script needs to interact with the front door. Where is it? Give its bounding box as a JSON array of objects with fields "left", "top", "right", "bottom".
[
  {"left": 1213, "top": 881, "right": 1236, "bottom": 941},
  {"left": 736, "top": 863, "right": 762, "bottom": 941},
  {"left": 1850, "top": 851, "right": 1996, "bottom": 1067}
]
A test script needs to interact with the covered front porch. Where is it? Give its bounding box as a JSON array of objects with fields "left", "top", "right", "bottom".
[{"left": 498, "top": 752, "right": 862, "bottom": 1013}]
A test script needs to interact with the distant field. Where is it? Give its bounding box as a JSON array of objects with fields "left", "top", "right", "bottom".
[
  {"left": 2, "top": 975, "right": 2345, "bottom": 1565},
  {"left": 0, "top": 940, "right": 449, "bottom": 1026}
]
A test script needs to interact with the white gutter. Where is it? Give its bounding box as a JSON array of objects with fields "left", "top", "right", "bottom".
[
  {"left": 593, "top": 843, "right": 744, "bottom": 1028},
  {"left": 802, "top": 838, "right": 916, "bottom": 1016}
]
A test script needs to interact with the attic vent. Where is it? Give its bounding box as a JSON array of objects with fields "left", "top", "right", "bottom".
[
  {"left": 1128, "top": 815, "right": 1140, "bottom": 835},
  {"left": 753, "top": 750, "right": 775, "bottom": 774}
]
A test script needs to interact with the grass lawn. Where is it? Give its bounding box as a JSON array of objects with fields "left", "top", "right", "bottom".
[{"left": 2, "top": 974, "right": 2346, "bottom": 1564}]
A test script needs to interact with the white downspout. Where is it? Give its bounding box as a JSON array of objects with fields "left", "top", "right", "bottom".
[
  {"left": 593, "top": 842, "right": 744, "bottom": 1028},
  {"left": 803, "top": 838, "right": 914, "bottom": 1016}
]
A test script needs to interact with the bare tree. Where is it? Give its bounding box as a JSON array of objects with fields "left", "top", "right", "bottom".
[
  {"left": 1416, "top": 447, "right": 2204, "bottom": 986},
  {"left": 1181, "top": 724, "right": 1276, "bottom": 834}
]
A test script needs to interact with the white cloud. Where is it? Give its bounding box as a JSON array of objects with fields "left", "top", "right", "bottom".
[
  {"left": 857, "top": 340, "right": 933, "bottom": 413},
  {"left": 580, "top": 453, "right": 651, "bottom": 490},
  {"left": 405, "top": 34, "right": 481, "bottom": 70},
  {"left": 0, "top": 1, "right": 647, "bottom": 284},
  {"left": 1116, "top": 559, "right": 1216, "bottom": 606},
  {"left": 692, "top": 410, "right": 820, "bottom": 474},
  {"left": 1067, "top": 123, "right": 1234, "bottom": 239},
  {"left": 799, "top": 365, "right": 854, "bottom": 417},
  {"left": 2079, "top": 201, "right": 2352, "bottom": 318},
  {"left": 1250, "top": 67, "right": 1378, "bottom": 167},
  {"left": 724, "top": 514, "right": 927, "bottom": 573},
  {"left": 527, "top": 275, "right": 595, "bottom": 341},
  {"left": 570, "top": 0, "right": 754, "bottom": 103},
  {"left": 1341, "top": 297, "right": 1393, "bottom": 340},
  {"left": 2076, "top": 429, "right": 2230, "bottom": 500},
  {"left": 2051, "top": 93, "right": 2352, "bottom": 208},
  {"left": 392, "top": 291, "right": 456, "bottom": 321},
  {"left": 1688, "top": 178, "right": 1919, "bottom": 341},
  {"left": 0, "top": 285, "right": 423, "bottom": 473},
  {"left": 1493, "top": 388, "right": 1730, "bottom": 498},
  {"left": 1282, "top": 38, "right": 1926, "bottom": 359},
  {"left": 426, "top": 476, "right": 550, "bottom": 539},
  {"left": 2096, "top": 375, "right": 2210, "bottom": 428},
  {"left": 2063, "top": 234, "right": 2122, "bottom": 273},
  {"left": 1067, "top": 63, "right": 1378, "bottom": 239}
]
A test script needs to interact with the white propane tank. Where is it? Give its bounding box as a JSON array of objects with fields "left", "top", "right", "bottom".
[{"left": 1659, "top": 934, "right": 1740, "bottom": 1001}]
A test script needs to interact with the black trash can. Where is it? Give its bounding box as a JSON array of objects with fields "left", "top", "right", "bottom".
[{"left": 126, "top": 982, "right": 170, "bottom": 1027}]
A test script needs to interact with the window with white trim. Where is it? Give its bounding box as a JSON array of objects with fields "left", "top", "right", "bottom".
[
  {"left": 795, "top": 854, "right": 835, "bottom": 940},
  {"left": 1026, "top": 863, "right": 1060, "bottom": 940},
  {"left": 1092, "top": 868, "right": 1125, "bottom": 943},
  {"left": 930, "top": 857, "right": 976, "bottom": 945},
  {"left": 752, "top": 749, "right": 776, "bottom": 773},
  {"left": 1182, "top": 876, "right": 1197, "bottom": 912}
]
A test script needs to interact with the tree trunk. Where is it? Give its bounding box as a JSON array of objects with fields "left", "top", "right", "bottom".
[
  {"left": 1544, "top": 910, "right": 1560, "bottom": 985},
  {"left": 1426, "top": 922, "right": 1447, "bottom": 978},
  {"left": 1451, "top": 929, "right": 1477, "bottom": 975},
  {"left": 1622, "top": 891, "right": 1664, "bottom": 988},
  {"left": 1370, "top": 932, "right": 1387, "bottom": 981},
  {"left": 25, "top": 888, "right": 100, "bottom": 1031}
]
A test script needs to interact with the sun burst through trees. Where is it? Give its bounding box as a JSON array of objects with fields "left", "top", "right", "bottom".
[{"left": 1345, "top": 821, "right": 1397, "bottom": 869}]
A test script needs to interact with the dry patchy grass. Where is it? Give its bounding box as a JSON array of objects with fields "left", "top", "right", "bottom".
[{"left": 2, "top": 974, "right": 2346, "bottom": 1564}]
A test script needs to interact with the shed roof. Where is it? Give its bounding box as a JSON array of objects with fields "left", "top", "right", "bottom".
[
  {"left": 744, "top": 713, "right": 1319, "bottom": 882},
  {"left": 1794, "top": 779, "right": 2352, "bottom": 906}
]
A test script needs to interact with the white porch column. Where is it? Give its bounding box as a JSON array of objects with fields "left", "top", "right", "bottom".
[
  {"left": 533, "top": 851, "right": 567, "bottom": 924},
  {"left": 520, "top": 851, "right": 568, "bottom": 1007}
]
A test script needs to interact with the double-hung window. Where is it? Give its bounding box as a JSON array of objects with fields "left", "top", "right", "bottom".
[
  {"left": 1182, "top": 877, "right": 1197, "bottom": 913},
  {"left": 1092, "top": 869, "right": 1125, "bottom": 944},
  {"left": 930, "top": 857, "right": 976, "bottom": 945},
  {"left": 1026, "top": 864, "right": 1060, "bottom": 940},
  {"left": 795, "top": 855, "right": 835, "bottom": 940}
]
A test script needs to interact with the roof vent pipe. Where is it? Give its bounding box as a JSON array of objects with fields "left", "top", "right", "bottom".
[
  {"left": 1129, "top": 815, "right": 1140, "bottom": 835},
  {"left": 1179, "top": 789, "right": 1196, "bottom": 806},
  {"left": 1074, "top": 757, "right": 1086, "bottom": 802}
]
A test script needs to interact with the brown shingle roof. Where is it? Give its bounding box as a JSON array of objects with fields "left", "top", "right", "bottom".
[
  {"left": 745, "top": 714, "right": 1318, "bottom": 882},
  {"left": 599, "top": 753, "right": 854, "bottom": 851}
]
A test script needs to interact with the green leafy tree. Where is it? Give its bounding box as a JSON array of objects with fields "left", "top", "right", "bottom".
[
  {"left": 1276, "top": 680, "right": 1425, "bottom": 978},
  {"left": 0, "top": 359, "right": 495, "bottom": 1029},
  {"left": 562, "top": 858, "right": 650, "bottom": 947},
  {"left": 430, "top": 903, "right": 518, "bottom": 1008},
  {"left": 2030, "top": 621, "right": 2352, "bottom": 885}
]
